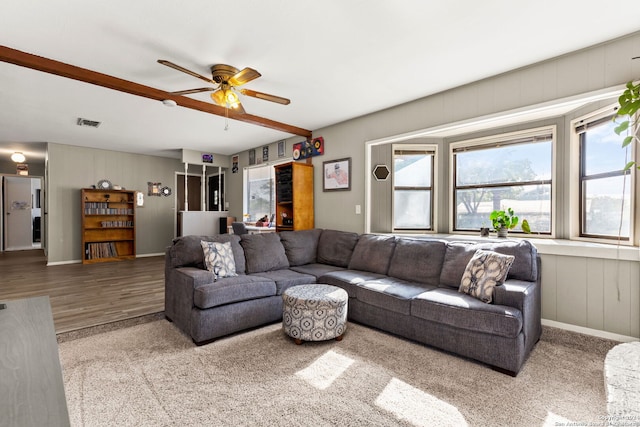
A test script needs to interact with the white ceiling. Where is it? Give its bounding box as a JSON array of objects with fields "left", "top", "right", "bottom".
[{"left": 2, "top": 0, "right": 640, "bottom": 163}]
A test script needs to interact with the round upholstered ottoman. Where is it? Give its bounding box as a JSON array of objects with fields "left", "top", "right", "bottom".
[{"left": 282, "top": 284, "right": 348, "bottom": 344}]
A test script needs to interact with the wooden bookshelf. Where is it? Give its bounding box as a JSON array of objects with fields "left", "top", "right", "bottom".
[
  {"left": 81, "top": 188, "right": 136, "bottom": 264},
  {"left": 275, "top": 162, "right": 314, "bottom": 231}
]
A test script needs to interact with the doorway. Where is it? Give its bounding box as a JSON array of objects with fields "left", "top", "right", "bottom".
[
  {"left": 208, "top": 173, "right": 225, "bottom": 211},
  {"left": 176, "top": 174, "right": 202, "bottom": 236},
  {"left": 2, "top": 176, "right": 43, "bottom": 251}
]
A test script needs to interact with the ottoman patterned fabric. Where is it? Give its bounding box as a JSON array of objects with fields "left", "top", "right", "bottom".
[{"left": 283, "top": 284, "right": 348, "bottom": 342}]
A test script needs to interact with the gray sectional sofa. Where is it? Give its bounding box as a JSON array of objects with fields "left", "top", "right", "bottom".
[{"left": 165, "top": 228, "right": 541, "bottom": 375}]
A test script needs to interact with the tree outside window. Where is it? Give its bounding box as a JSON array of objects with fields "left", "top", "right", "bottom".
[
  {"left": 578, "top": 117, "right": 632, "bottom": 239},
  {"left": 453, "top": 131, "right": 553, "bottom": 234}
]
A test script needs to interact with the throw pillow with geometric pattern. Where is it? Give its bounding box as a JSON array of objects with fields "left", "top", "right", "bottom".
[
  {"left": 459, "top": 249, "right": 515, "bottom": 303},
  {"left": 201, "top": 241, "right": 238, "bottom": 280}
]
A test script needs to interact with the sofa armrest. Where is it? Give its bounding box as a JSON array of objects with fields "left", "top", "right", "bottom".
[
  {"left": 493, "top": 279, "right": 536, "bottom": 312},
  {"left": 493, "top": 276, "right": 542, "bottom": 352},
  {"left": 172, "top": 267, "right": 216, "bottom": 287},
  {"left": 165, "top": 266, "right": 215, "bottom": 334}
]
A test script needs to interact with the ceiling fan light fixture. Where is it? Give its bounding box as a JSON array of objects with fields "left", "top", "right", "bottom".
[
  {"left": 211, "top": 90, "right": 225, "bottom": 106},
  {"left": 11, "top": 152, "right": 26, "bottom": 163},
  {"left": 225, "top": 90, "right": 240, "bottom": 109}
]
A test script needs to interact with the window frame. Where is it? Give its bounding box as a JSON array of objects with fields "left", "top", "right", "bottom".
[
  {"left": 449, "top": 126, "right": 557, "bottom": 236},
  {"left": 242, "top": 159, "right": 290, "bottom": 223},
  {"left": 571, "top": 107, "right": 637, "bottom": 244},
  {"left": 391, "top": 143, "right": 438, "bottom": 233}
]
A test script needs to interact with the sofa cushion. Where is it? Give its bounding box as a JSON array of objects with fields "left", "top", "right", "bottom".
[
  {"left": 439, "top": 240, "right": 537, "bottom": 288},
  {"left": 317, "top": 229, "right": 360, "bottom": 267},
  {"left": 240, "top": 233, "right": 289, "bottom": 274},
  {"left": 289, "top": 263, "right": 346, "bottom": 279},
  {"left": 250, "top": 269, "right": 316, "bottom": 295},
  {"left": 356, "top": 277, "right": 436, "bottom": 315},
  {"left": 200, "top": 241, "right": 238, "bottom": 279},
  {"left": 169, "top": 234, "right": 245, "bottom": 274},
  {"left": 318, "top": 269, "right": 386, "bottom": 298},
  {"left": 387, "top": 238, "right": 446, "bottom": 286},
  {"left": 459, "top": 250, "right": 514, "bottom": 303},
  {"left": 348, "top": 234, "right": 396, "bottom": 275},
  {"left": 279, "top": 229, "right": 323, "bottom": 266},
  {"left": 411, "top": 288, "right": 523, "bottom": 338},
  {"left": 193, "top": 275, "right": 277, "bottom": 310}
]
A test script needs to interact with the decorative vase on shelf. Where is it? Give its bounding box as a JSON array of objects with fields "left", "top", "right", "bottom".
[{"left": 497, "top": 226, "right": 508, "bottom": 238}]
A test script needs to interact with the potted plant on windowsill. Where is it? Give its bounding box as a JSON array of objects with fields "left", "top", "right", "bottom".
[{"left": 489, "top": 208, "right": 531, "bottom": 238}]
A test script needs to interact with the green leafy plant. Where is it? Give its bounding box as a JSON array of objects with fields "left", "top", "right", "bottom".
[
  {"left": 613, "top": 80, "right": 640, "bottom": 171},
  {"left": 489, "top": 208, "right": 531, "bottom": 234}
]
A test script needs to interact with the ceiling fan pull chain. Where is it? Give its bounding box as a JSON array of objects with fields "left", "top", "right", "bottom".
[{"left": 224, "top": 105, "right": 229, "bottom": 131}]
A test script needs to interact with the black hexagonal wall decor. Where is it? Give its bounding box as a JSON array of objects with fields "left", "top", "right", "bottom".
[{"left": 372, "top": 164, "right": 390, "bottom": 181}]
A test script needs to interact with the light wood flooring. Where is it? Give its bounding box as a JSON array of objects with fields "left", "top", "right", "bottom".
[{"left": 0, "top": 250, "right": 165, "bottom": 333}]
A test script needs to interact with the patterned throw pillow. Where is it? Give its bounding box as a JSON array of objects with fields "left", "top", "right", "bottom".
[
  {"left": 459, "top": 249, "right": 515, "bottom": 303},
  {"left": 201, "top": 241, "right": 238, "bottom": 280}
]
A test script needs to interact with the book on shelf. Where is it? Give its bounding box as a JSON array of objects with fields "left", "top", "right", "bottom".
[
  {"left": 99, "top": 220, "right": 134, "bottom": 227},
  {"left": 84, "top": 202, "right": 133, "bottom": 215},
  {"left": 85, "top": 242, "right": 118, "bottom": 260}
]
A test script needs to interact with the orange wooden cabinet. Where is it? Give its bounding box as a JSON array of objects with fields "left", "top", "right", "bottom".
[
  {"left": 81, "top": 188, "right": 136, "bottom": 264},
  {"left": 274, "top": 162, "right": 314, "bottom": 232}
]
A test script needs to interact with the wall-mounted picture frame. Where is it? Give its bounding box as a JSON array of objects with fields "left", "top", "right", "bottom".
[
  {"left": 323, "top": 157, "right": 351, "bottom": 192},
  {"left": 293, "top": 136, "right": 324, "bottom": 160},
  {"left": 147, "top": 182, "right": 161, "bottom": 196},
  {"left": 232, "top": 155, "right": 239, "bottom": 173},
  {"left": 249, "top": 149, "right": 256, "bottom": 165},
  {"left": 277, "top": 140, "right": 286, "bottom": 157}
]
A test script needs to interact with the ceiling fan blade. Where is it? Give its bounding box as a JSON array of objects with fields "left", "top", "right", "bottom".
[
  {"left": 234, "top": 102, "right": 246, "bottom": 115},
  {"left": 171, "top": 87, "right": 216, "bottom": 95},
  {"left": 229, "top": 67, "right": 261, "bottom": 86},
  {"left": 240, "top": 88, "right": 290, "bottom": 105},
  {"left": 157, "top": 59, "right": 214, "bottom": 84}
]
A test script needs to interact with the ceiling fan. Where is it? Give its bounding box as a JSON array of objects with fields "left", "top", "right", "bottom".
[{"left": 157, "top": 59, "right": 290, "bottom": 114}]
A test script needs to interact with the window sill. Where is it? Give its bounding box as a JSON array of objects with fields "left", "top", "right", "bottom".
[{"left": 392, "top": 232, "right": 640, "bottom": 261}]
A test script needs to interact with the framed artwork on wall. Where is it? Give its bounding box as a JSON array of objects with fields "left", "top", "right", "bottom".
[
  {"left": 232, "top": 155, "right": 239, "bottom": 173},
  {"left": 323, "top": 157, "right": 351, "bottom": 191}
]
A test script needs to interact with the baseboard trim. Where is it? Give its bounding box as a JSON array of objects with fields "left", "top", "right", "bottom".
[
  {"left": 542, "top": 319, "right": 639, "bottom": 343},
  {"left": 136, "top": 253, "right": 164, "bottom": 258},
  {"left": 47, "top": 253, "right": 164, "bottom": 266},
  {"left": 47, "top": 259, "right": 82, "bottom": 266}
]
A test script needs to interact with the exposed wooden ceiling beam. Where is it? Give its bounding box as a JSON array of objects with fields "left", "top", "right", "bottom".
[{"left": 0, "top": 45, "right": 312, "bottom": 138}]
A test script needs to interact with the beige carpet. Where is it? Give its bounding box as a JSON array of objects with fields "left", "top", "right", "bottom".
[{"left": 58, "top": 319, "right": 617, "bottom": 427}]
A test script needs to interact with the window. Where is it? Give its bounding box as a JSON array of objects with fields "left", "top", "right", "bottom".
[
  {"left": 393, "top": 145, "right": 435, "bottom": 231},
  {"left": 244, "top": 164, "right": 275, "bottom": 222},
  {"left": 452, "top": 128, "right": 554, "bottom": 234},
  {"left": 576, "top": 115, "right": 633, "bottom": 240}
]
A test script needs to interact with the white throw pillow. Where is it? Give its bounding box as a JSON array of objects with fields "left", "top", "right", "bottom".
[
  {"left": 459, "top": 249, "right": 514, "bottom": 303},
  {"left": 201, "top": 241, "right": 238, "bottom": 279}
]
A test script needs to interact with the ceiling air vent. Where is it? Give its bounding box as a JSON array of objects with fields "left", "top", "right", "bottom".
[{"left": 77, "top": 118, "right": 101, "bottom": 128}]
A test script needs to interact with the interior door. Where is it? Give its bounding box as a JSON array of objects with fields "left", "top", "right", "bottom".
[
  {"left": 3, "top": 176, "right": 33, "bottom": 250},
  {"left": 208, "top": 173, "right": 224, "bottom": 211}
]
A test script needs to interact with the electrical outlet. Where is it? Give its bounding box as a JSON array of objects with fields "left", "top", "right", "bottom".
[{"left": 355, "top": 204, "right": 361, "bottom": 214}]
